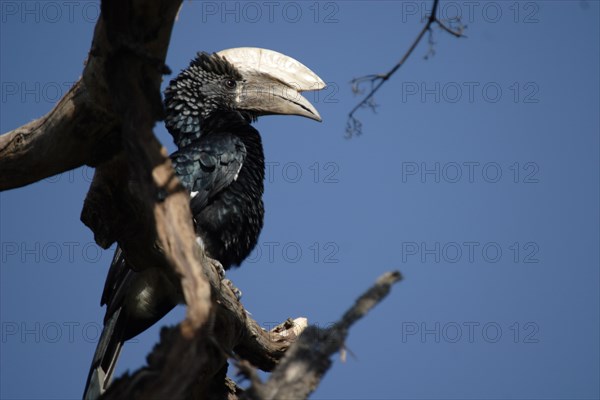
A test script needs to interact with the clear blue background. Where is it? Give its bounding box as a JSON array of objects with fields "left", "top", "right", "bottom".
[{"left": 1, "top": 1, "right": 599, "bottom": 399}]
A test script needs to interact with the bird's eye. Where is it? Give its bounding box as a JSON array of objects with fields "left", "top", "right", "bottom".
[{"left": 224, "top": 79, "right": 237, "bottom": 89}]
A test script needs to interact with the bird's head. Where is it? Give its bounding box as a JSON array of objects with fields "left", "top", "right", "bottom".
[{"left": 164, "top": 47, "right": 325, "bottom": 146}]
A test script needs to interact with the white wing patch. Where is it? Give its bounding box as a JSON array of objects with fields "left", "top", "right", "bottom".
[
  {"left": 190, "top": 191, "right": 199, "bottom": 198},
  {"left": 196, "top": 236, "right": 205, "bottom": 250},
  {"left": 234, "top": 163, "right": 243, "bottom": 181}
]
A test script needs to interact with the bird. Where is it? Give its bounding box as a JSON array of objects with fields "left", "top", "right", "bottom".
[{"left": 83, "top": 47, "right": 325, "bottom": 400}]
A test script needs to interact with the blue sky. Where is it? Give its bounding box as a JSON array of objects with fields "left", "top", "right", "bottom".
[{"left": 1, "top": 1, "right": 599, "bottom": 399}]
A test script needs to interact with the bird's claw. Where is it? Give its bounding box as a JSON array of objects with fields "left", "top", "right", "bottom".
[
  {"left": 210, "top": 258, "right": 226, "bottom": 279},
  {"left": 222, "top": 279, "right": 243, "bottom": 301},
  {"left": 207, "top": 258, "right": 241, "bottom": 299}
]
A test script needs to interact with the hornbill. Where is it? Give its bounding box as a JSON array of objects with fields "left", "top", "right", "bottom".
[{"left": 83, "top": 48, "right": 325, "bottom": 400}]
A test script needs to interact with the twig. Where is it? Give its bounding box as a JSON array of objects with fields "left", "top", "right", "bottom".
[
  {"left": 347, "top": 0, "right": 465, "bottom": 137},
  {"left": 243, "top": 271, "right": 403, "bottom": 400}
]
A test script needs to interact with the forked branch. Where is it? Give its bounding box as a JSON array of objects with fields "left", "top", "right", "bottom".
[{"left": 346, "top": 0, "right": 465, "bottom": 137}]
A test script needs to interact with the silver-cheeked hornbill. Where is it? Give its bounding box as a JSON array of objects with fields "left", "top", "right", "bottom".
[{"left": 83, "top": 48, "right": 325, "bottom": 400}]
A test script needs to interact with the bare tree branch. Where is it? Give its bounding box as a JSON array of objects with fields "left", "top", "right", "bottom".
[
  {"left": 0, "top": 81, "right": 119, "bottom": 190},
  {"left": 347, "top": 0, "right": 465, "bottom": 137},
  {"left": 242, "top": 271, "right": 403, "bottom": 399}
]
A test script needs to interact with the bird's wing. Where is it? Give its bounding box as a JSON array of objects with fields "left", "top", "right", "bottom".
[
  {"left": 171, "top": 133, "right": 247, "bottom": 214},
  {"left": 99, "top": 133, "right": 246, "bottom": 312}
]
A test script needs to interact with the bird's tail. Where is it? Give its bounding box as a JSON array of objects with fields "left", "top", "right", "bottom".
[{"left": 82, "top": 308, "right": 124, "bottom": 400}]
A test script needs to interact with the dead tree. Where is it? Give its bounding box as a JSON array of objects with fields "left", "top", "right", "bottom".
[{"left": 0, "top": 0, "right": 401, "bottom": 398}]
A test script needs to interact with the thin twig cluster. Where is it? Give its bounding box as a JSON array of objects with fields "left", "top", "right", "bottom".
[{"left": 346, "top": 0, "right": 466, "bottom": 138}]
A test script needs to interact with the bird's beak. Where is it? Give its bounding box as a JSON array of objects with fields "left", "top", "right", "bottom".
[{"left": 216, "top": 47, "right": 326, "bottom": 122}]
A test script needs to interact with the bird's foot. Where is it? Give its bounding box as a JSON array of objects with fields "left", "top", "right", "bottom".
[
  {"left": 222, "top": 279, "right": 243, "bottom": 301},
  {"left": 209, "top": 258, "right": 226, "bottom": 279},
  {"left": 206, "top": 257, "right": 241, "bottom": 300}
]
